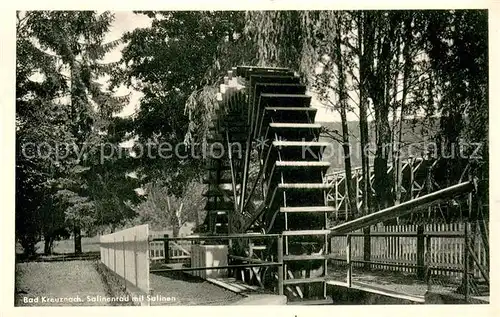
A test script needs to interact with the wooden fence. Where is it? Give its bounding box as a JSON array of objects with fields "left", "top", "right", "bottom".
[
  {"left": 149, "top": 231, "right": 191, "bottom": 264},
  {"left": 330, "top": 223, "right": 488, "bottom": 279}
]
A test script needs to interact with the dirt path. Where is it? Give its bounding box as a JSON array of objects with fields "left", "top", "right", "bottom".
[
  {"left": 15, "top": 260, "right": 114, "bottom": 306},
  {"left": 149, "top": 272, "right": 244, "bottom": 305}
]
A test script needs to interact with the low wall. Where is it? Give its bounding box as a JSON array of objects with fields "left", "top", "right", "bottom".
[{"left": 100, "top": 224, "right": 150, "bottom": 294}]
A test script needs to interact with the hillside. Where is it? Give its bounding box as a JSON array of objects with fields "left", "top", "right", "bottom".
[{"left": 318, "top": 118, "right": 439, "bottom": 173}]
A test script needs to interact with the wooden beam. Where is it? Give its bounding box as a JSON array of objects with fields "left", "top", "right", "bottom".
[
  {"left": 277, "top": 235, "right": 284, "bottom": 295},
  {"left": 242, "top": 139, "right": 273, "bottom": 212},
  {"left": 150, "top": 262, "right": 282, "bottom": 273},
  {"left": 226, "top": 130, "right": 239, "bottom": 220},
  {"left": 466, "top": 241, "right": 490, "bottom": 284},
  {"left": 330, "top": 181, "right": 474, "bottom": 234}
]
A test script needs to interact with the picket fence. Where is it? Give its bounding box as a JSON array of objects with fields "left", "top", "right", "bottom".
[{"left": 330, "top": 223, "right": 488, "bottom": 279}]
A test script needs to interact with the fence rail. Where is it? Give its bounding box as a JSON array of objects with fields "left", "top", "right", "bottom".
[
  {"left": 151, "top": 234, "right": 285, "bottom": 295},
  {"left": 330, "top": 223, "right": 488, "bottom": 279},
  {"left": 149, "top": 231, "right": 191, "bottom": 264}
]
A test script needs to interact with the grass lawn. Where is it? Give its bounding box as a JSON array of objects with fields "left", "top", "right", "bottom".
[
  {"left": 15, "top": 260, "right": 112, "bottom": 306},
  {"left": 16, "top": 236, "right": 101, "bottom": 255}
]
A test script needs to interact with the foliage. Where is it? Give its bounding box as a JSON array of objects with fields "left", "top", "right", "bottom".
[
  {"left": 133, "top": 181, "right": 205, "bottom": 235},
  {"left": 16, "top": 11, "right": 139, "bottom": 255},
  {"left": 119, "top": 11, "right": 256, "bottom": 197},
  {"left": 244, "top": 10, "right": 488, "bottom": 217}
]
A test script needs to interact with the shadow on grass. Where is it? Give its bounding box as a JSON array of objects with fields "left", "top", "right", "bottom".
[{"left": 16, "top": 251, "right": 101, "bottom": 263}]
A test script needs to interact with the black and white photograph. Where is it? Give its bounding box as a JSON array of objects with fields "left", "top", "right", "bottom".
[{"left": 6, "top": 6, "right": 493, "bottom": 311}]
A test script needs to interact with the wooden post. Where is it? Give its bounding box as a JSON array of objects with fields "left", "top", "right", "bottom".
[
  {"left": 134, "top": 235, "right": 138, "bottom": 287},
  {"left": 122, "top": 236, "right": 126, "bottom": 290},
  {"left": 113, "top": 237, "right": 117, "bottom": 272},
  {"left": 277, "top": 235, "right": 284, "bottom": 295},
  {"left": 347, "top": 234, "right": 352, "bottom": 287},
  {"left": 425, "top": 235, "right": 432, "bottom": 291},
  {"left": 164, "top": 234, "right": 170, "bottom": 264},
  {"left": 417, "top": 225, "right": 425, "bottom": 279},
  {"left": 363, "top": 227, "right": 371, "bottom": 270},
  {"left": 464, "top": 222, "right": 470, "bottom": 303}
]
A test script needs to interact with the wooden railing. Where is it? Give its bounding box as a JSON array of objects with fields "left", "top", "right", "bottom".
[
  {"left": 330, "top": 223, "right": 488, "bottom": 279},
  {"left": 150, "top": 233, "right": 285, "bottom": 295},
  {"left": 332, "top": 223, "right": 489, "bottom": 302},
  {"left": 327, "top": 180, "right": 488, "bottom": 302},
  {"left": 149, "top": 233, "right": 191, "bottom": 264}
]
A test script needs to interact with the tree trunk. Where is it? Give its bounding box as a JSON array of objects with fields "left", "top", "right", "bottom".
[
  {"left": 395, "top": 14, "right": 413, "bottom": 208},
  {"left": 369, "top": 12, "right": 397, "bottom": 216},
  {"left": 195, "top": 207, "right": 200, "bottom": 227},
  {"left": 44, "top": 234, "right": 54, "bottom": 255},
  {"left": 20, "top": 235, "right": 38, "bottom": 257},
  {"left": 358, "top": 11, "right": 373, "bottom": 216},
  {"left": 73, "top": 225, "right": 82, "bottom": 254},
  {"left": 335, "top": 14, "right": 358, "bottom": 218},
  {"left": 358, "top": 11, "right": 373, "bottom": 270},
  {"left": 173, "top": 202, "right": 183, "bottom": 237}
]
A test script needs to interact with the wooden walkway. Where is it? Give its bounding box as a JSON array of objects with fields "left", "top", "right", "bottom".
[
  {"left": 327, "top": 267, "right": 427, "bottom": 301},
  {"left": 326, "top": 265, "right": 489, "bottom": 304},
  {"left": 149, "top": 263, "right": 488, "bottom": 304}
]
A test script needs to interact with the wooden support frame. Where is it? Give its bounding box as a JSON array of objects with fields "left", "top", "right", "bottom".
[
  {"left": 466, "top": 240, "right": 489, "bottom": 284},
  {"left": 346, "top": 234, "right": 352, "bottom": 287},
  {"left": 324, "top": 157, "right": 461, "bottom": 219},
  {"left": 239, "top": 128, "right": 253, "bottom": 215},
  {"left": 330, "top": 181, "right": 474, "bottom": 234},
  {"left": 226, "top": 130, "right": 239, "bottom": 226},
  {"left": 242, "top": 139, "right": 273, "bottom": 212},
  {"left": 464, "top": 222, "right": 470, "bottom": 302},
  {"left": 277, "top": 235, "right": 284, "bottom": 295},
  {"left": 425, "top": 235, "right": 432, "bottom": 291},
  {"left": 164, "top": 234, "right": 170, "bottom": 264}
]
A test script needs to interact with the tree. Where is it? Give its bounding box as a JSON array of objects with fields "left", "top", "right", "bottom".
[
  {"left": 133, "top": 181, "right": 205, "bottom": 236},
  {"left": 16, "top": 11, "right": 71, "bottom": 255},
  {"left": 16, "top": 11, "right": 138, "bottom": 254},
  {"left": 119, "top": 11, "right": 255, "bottom": 197},
  {"left": 425, "top": 10, "right": 488, "bottom": 183}
]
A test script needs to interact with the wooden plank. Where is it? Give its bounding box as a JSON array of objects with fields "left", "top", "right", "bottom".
[
  {"left": 283, "top": 230, "right": 331, "bottom": 236},
  {"left": 280, "top": 206, "right": 335, "bottom": 213},
  {"left": 352, "top": 282, "right": 426, "bottom": 303},
  {"left": 260, "top": 93, "right": 311, "bottom": 98},
  {"left": 325, "top": 280, "right": 425, "bottom": 303},
  {"left": 347, "top": 235, "right": 352, "bottom": 287},
  {"left": 277, "top": 235, "right": 284, "bottom": 295},
  {"left": 269, "top": 122, "right": 321, "bottom": 129},
  {"left": 265, "top": 106, "right": 317, "bottom": 112},
  {"left": 206, "top": 278, "right": 245, "bottom": 294},
  {"left": 466, "top": 240, "right": 490, "bottom": 283},
  {"left": 276, "top": 161, "right": 330, "bottom": 168},
  {"left": 278, "top": 183, "right": 333, "bottom": 190}
]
